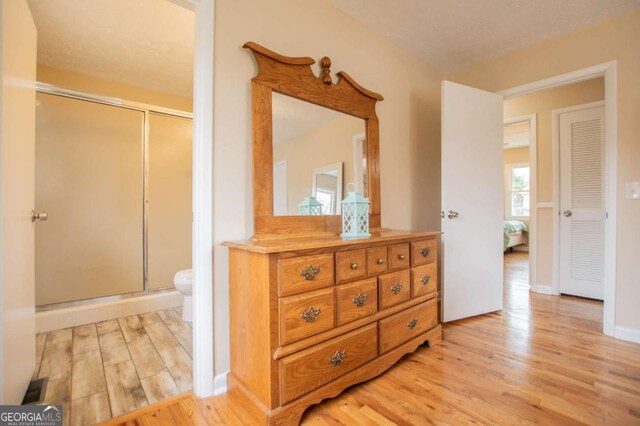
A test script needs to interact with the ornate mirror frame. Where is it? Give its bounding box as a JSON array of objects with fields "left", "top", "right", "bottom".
[{"left": 244, "top": 42, "right": 384, "bottom": 240}]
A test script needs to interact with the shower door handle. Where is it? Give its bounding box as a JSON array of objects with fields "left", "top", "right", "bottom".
[{"left": 31, "top": 210, "right": 48, "bottom": 222}]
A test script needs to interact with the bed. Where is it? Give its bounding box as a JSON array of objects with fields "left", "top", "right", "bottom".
[{"left": 504, "top": 220, "right": 528, "bottom": 251}]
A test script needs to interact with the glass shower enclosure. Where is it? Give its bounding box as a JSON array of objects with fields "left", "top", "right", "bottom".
[{"left": 34, "top": 88, "right": 192, "bottom": 307}]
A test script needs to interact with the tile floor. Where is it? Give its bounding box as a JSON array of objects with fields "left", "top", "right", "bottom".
[{"left": 33, "top": 307, "right": 192, "bottom": 425}]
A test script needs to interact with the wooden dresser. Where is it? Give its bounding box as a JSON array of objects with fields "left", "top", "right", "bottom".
[
  {"left": 223, "top": 231, "right": 442, "bottom": 424},
  {"left": 223, "top": 42, "right": 442, "bottom": 424}
]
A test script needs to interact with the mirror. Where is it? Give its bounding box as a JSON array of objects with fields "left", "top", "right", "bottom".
[
  {"left": 244, "top": 42, "right": 384, "bottom": 238},
  {"left": 272, "top": 92, "right": 365, "bottom": 216}
]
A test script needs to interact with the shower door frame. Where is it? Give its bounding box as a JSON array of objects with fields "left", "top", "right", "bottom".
[{"left": 35, "top": 83, "right": 193, "bottom": 310}]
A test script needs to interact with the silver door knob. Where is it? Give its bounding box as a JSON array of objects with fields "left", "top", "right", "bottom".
[
  {"left": 31, "top": 211, "right": 48, "bottom": 222},
  {"left": 447, "top": 210, "right": 459, "bottom": 219},
  {"left": 563, "top": 210, "right": 572, "bottom": 217}
]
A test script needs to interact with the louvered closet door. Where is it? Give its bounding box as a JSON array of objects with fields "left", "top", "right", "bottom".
[{"left": 559, "top": 104, "right": 605, "bottom": 300}]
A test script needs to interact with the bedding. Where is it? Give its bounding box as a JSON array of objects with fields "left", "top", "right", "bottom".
[{"left": 504, "top": 220, "right": 528, "bottom": 251}]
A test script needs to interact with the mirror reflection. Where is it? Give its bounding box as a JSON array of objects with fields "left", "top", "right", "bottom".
[{"left": 272, "top": 92, "right": 366, "bottom": 216}]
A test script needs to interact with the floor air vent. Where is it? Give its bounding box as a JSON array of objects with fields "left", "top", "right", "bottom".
[{"left": 21, "top": 377, "right": 48, "bottom": 405}]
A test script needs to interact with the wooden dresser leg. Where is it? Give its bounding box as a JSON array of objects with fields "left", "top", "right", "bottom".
[{"left": 426, "top": 324, "right": 443, "bottom": 346}]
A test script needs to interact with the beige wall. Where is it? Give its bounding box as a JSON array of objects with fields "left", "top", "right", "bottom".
[
  {"left": 37, "top": 64, "right": 192, "bottom": 112},
  {"left": 449, "top": 8, "right": 640, "bottom": 331},
  {"left": 212, "top": 0, "right": 443, "bottom": 374},
  {"left": 504, "top": 147, "right": 529, "bottom": 165},
  {"left": 273, "top": 115, "right": 364, "bottom": 215},
  {"left": 502, "top": 79, "right": 604, "bottom": 284}
]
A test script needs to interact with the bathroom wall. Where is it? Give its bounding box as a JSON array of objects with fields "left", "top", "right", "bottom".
[{"left": 37, "top": 64, "right": 192, "bottom": 111}]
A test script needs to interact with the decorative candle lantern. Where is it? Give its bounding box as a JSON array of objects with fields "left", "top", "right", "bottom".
[
  {"left": 340, "top": 185, "right": 371, "bottom": 239},
  {"left": 298, "top": 195, "right": 323, "bottom": 216}
]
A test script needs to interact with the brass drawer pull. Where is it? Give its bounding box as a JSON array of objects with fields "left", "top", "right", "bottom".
[
  {"left": 300, "top": 306, "right": 321, "bottom": 323},
  {"left": 407, "top": 318, "right": 418, "bottom": 329},
  {"left": 421, "top": 248, "right": 431, "bottom": 257},
  {"left": 421, "top": 275, "right": 431, "bottom": 285},
  {"left": 377, "top": 258, "right": 384, "bottom": 265},
  {"left": 330, "top": 350, "right": 346, "bottom": 366},
  {"left": 350, "top": 263, "right": 358, "bottom": 270},
  {"left": 398, "top": 254, "right": 406, "bottom": 260},
  {"left": 390, "top": 282, "right": 403, "bottom": 295},
  {"left": 352, "top": 293, "right": 368, "bottom": 307},
  {"left": 300, "top": 265, "right": 321, "bottom": 281}
]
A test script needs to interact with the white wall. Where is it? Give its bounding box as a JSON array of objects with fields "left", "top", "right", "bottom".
[{"left": 212, "top": 0, "right": 443, "bottom": 374}]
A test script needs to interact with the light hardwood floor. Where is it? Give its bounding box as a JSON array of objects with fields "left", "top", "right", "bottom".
[
  {"left": 34, "top": 307, "right": 192, "bottom": 425},
  {"left": 104, "top": 253, "right": 640, "bottom": 425}
]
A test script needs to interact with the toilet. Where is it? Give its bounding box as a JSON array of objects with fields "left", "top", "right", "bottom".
[{"left": 173, "top": 269, "right": 193, "bottom": 323}]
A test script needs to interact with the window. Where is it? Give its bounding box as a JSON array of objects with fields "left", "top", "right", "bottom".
[
  {"left": 315, "top": 189, "right": 335, "bottom": 215},
  {"left": 506, "top": 164, "right": 530, "bottom": 218}
]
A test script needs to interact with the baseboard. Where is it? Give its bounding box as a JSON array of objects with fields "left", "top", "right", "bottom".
[
  {"left": 615, "top": 326, "right": 640, "bottom": 344},
  {"left": 36, "top": 291, "right": 182, "bottom": 333},
  {"left": 531, "top": 284, "right": 554, "bottom": 295},
  {"left": 213, "top": 371, "right": 229, "bottom": 395}
]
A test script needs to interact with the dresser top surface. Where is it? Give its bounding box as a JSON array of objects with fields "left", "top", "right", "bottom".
[{"left": 222, "top": 229, "right": 441, "bottom": 254}]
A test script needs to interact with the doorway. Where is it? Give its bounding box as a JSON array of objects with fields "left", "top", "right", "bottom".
[
  {"left": 0, "top": 0, "right": 214, "bottom": 410},
  {"left": 504, "top": 77, "right": 605, "bottom": 306},
  {"left": 502, "top": 114, "right": 536, "bottom": 302},
  {"left": 441, "top": 63, "right": 616, "bottom": 336},
  {"left": 501, "top": 63, "right": 616, "bottom": 335}
]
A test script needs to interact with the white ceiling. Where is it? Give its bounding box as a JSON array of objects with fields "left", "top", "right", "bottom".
[
  {"left": 27, "top": 0, "right": 194, "bottom": 97},
  {"left": 330, "top": 0, "right": 640, "bottom": 73},
  {"left": 273, "top": 92, "right": 363, "bottom": 144}
]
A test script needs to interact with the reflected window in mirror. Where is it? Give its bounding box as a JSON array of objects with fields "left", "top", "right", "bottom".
[
  {"left": 312, "top": 162, "right": 342, "bottom": 215},
  {"left": 272, "top": 92, "right": 366, "bottom": 216}
]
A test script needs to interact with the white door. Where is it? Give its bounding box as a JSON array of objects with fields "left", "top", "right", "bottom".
[
  {"left": 559, "top": 104, "right": 605, "bottom": 300},
  {"left": 0, "top": 0, "right": 37, "bottom": 403},
  {"left": 441, "top": 81, "right": 504, "bottom": 322},
  {"left": 273, "top": 160, "right": 288, "bottom": 215}
]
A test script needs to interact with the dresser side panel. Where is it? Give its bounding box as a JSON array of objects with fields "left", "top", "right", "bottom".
[{"left": 229, "top": 248, "right": 276, "bottom": 407}]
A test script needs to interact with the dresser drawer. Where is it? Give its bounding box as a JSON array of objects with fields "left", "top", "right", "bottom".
[
  {"left": 366, "top": 246, "right": 388, "bottom": 275},
  {"left": 280, "top": 323, "right": 378, "bottom": 404},
  {"left": 411, "top": 239, "right": 437, "bottom": 266},
  {"left": 378, "top": 269, "right": 411, "bottom": 310},
  {"left": 411, "top": 264, "right": 437, "bottom": 298},
  {"left": 279, "top": 288, "right": 335, "bottom": 345},
  {"left": 336, "top": 249, "right": 367, "bottom": 283},
  {"left": 379, "top": 299, "right": 438, "bottom": 353},
  {"left": 336, "top": 278, "right": 378, "bottom": 326},
  {"left": 278, "top": 253, "right": 335, "bottom": 296},
  {"left": 388, "top": 243, "right": 410, "bottom": 271}
]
